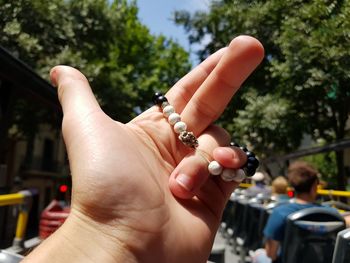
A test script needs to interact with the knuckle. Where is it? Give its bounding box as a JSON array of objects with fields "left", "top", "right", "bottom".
[
  {"left": 191, "top": 97, "right": 220, "bottom": 122},
  {"left": 205, "top": 125, "right": 230, "bottom": 146}
]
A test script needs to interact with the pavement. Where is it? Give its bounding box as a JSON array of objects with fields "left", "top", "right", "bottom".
[{"left": 211, "top": 231, "right": 242, "bottom": 263}]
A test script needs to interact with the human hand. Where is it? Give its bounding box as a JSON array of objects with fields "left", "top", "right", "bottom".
[{"left": 23, "top": 36, "right": 264, "bottom": 263}]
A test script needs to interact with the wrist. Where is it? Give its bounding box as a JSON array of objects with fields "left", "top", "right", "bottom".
[{"left": 23, "top": 209, "right": 136, "bottom": 263}]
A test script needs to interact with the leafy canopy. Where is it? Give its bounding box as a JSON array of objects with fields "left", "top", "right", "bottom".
[
  {"left": 175, "top": 0, "right": 350, "bottom": 153},
  {"left": 0, "top": 0, "right": 191, "bottom": 125}
]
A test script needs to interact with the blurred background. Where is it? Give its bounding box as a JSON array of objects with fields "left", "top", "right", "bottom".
[{"left": 1, "top": 0, "right": 350, "bottom": 261}]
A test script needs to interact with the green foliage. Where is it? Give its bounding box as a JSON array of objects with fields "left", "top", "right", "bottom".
[
  {"left": 230, "top": 90, "right": 303, "bottom": 158},
  {"left": 272, "top": 0, "right": 350, "bottom": 142},
  {"left": 175, "top": 0, "right": 295, "bottom": 150},
  {"left": 175, "top": 0, "right": 350, "bottom": 188},
  {"left": 302, "top": 152, "right": 338, "bottom": 188},
  {"left": 175, "top": 0, "right": 350, "bottom": 147},
  {"left": 0, "top": 0, "right": 191, "bottom": 124}
]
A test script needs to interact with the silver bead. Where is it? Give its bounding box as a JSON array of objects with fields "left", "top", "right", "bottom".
[
  {"left": 179, "top": 131, "right": 199, "bottom": 148},
  {"left": 163, "top": 105, "right": 175, "bottom": 117},
  {"left": 174, "top": 121, "right": 187, "bottom": 133},
  {"left": 168, "top": 113, "right": 181, "bottom": 125},
  {"left": 208, "top": 161, "right": 223, "bottom": 175}
]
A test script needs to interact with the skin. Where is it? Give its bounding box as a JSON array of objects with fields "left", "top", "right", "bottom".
[{"left": 22, "top": 36, "right": 264, "bottom": 263}]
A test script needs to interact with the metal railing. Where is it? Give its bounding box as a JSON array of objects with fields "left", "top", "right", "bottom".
[{"left": 0, "top": 190, "right": 32, "bottom": 252}]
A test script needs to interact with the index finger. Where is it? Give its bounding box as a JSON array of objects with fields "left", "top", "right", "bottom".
[
  {"left": 181, "top": 36, "right": 264, "bottom": 135},
  {"left": 165, "top": 47, "right": 227, "bottom": 112}
]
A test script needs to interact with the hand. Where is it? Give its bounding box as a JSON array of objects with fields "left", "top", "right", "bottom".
[{"left": 23, "top": 36, "right": 264, "bottom": 263}]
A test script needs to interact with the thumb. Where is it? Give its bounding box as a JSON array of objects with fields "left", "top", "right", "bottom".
[{"left": 50, "top": 66, "right": 102, "bottom": 122}]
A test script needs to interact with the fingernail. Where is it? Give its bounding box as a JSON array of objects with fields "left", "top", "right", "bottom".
[
  {"left": 176, "top": 173, "right": 193, "bottom": 191},
  {"left": 50, "top": 68, "right": 58, "bottom": 87}
]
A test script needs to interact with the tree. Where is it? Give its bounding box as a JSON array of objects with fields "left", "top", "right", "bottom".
[
  {"left": 0, "top": 0, "right": 191, "bottom": 172},
  {"left": 230, "top": 90, "right": 303, "bottom": 158},
  {"left": 271, "top": 0, "right": 350, "bottom": 189},
  {"left": 175, "top": 0, "right": 350, "bottom": 188},
  {"left": 174, "top": 0, "right": 297, "bottom": 150},
  {"left": 0, "top": 0, "right": 191, "bottom": 124}
]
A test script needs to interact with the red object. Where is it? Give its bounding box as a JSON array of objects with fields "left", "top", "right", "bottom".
[
  {"left": 287, "top": 190, "right": 294, "bottom": 198},
  {"left": 59, "top": 184, "right": 68, "bottom": 193},
  {"left": 39, "top": 200, "right": 70, "bottom": 239}
]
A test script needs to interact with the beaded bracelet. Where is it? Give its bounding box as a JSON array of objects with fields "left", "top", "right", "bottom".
[
  {"left": 153, "top": 92, "right": 198, "bottom": 148},
  {"left": 153, "top": 92, "right": 259, "bottom": 182},
  {"left": 208, "top": 142, "right": 259, "bottom": 182}
]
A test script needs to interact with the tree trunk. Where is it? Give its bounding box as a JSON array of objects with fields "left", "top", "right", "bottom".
[
  {"left": 335, "top": 150, "right": 346, "bottom": 190},
  {"left": 0, "top": 81, "right": 15, "bottom": 163}
]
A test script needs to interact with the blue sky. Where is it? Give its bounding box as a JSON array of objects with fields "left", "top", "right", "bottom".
[{"left": 135, "top": 0, "right": 211, "bottom": 64}]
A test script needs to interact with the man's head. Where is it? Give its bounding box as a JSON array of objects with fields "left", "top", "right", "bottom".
[
  {"left": 271, "top": 176, "right": 288, "bottom": 195},
  {"left": 287, "top": 161, "right": 319, "bottom": 198}
]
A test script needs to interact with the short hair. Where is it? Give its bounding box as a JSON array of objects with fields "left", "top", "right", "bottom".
[
  {"left": 287, "top": 161, "right": 319, "bottom": 194},
  {"left": 271, "top": 176, "right": 288, "bottom": 195}
]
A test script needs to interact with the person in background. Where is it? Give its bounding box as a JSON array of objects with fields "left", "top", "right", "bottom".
[
  {"left": 246, "top": 171, "right": 271, "bottom": 198},
  {"left": 270, "top": 176, "right": 289, "bottom": 203},
  {"left": 263, "top": 161, "right": 350, "bottom": 263},
  {"left": 251, "top": 176, "right": 289, "bottom": 263}
]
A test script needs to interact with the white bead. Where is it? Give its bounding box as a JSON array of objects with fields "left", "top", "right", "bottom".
[
  {"left": 163, "top": 105, "right": 175, "bottom": 117},
  {"left": 174, "top": 121, "right": 187, "bottom": 133},
  {"left": 221, "top": 169, "right": 236, "bottom": 182},
  {"left": 168, "top": 113, "right": 181, "bottom": 125},
  {"left": 220, "top": 168, "right": 246, "bottom": 182},
  {"left": 208, "top": 161, "right": 223, "bottom": 175},
  {"left": 233, "top": 169, "right": 246, "bottom": 182}
]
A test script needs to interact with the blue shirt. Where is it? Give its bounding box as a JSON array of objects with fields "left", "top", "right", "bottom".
[
  {"left": 275, "top": 194, "right": 290, "bottom": 202},
  {"left": 263, "top": 202, "right": 338, "bottom": 263},
  {"left": 264, "top": 202, "right": 337, "bottom": 241}
]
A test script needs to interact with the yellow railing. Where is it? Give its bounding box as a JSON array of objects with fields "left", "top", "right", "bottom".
[
  {"left": 317, "top": 189, "right": 350, "bottom": 198},
  {"left": 239, "top": 183, "right": 350, "bottom": 199},
  {"left": 239, "top": 183, "right": 252, "bottom": 189},
  {"left": 0, "top": 193, "right": 24, "bottom": 206},
  {"left": 0, "top": 191, "right": 32, "bottom": 249},
  {"left": 1, "top": 185, "right": 349, "bottom": 250}
]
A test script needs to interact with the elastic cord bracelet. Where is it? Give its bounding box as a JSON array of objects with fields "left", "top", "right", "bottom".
[
  {"left": 207, "top": 144, "right": 259, "bottom": 182},
  {"left": 153, "top": 92, "right": 198, "bottom": 149},
  {"left": 153, "top": 92, "right": 259, "bottom": 182}
]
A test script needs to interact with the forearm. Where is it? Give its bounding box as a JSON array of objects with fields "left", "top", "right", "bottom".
[
  {"left": 344, "top": 214, "right": 350, "bottom": 227},
  {"left": 22, "top": 212, "right": 136, "bottom": 263},
  {"left": 265, "top": 239, "right": 279, "bottom": 261}
]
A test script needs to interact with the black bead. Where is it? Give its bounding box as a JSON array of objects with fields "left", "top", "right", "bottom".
[
  {"left": 247, "top": 162, "right": 256, "bottom": 170},
  {"left": 247, "top": 156, "right": 259, "bottom": 168},
  {"left": 157, "top": 95, "right": 168, "bottom": 105},
  {"left": 152, "top": 92, "right": 164, "bottom": 105},
  {"left": 240, "top": 146, "right": 248, "bottom": 152},
  {"left": 246, "top": 151, "right": 255, "bottom": 157},
  {"left": 230, "top": 142, "right": 240, "bottom": 147},
  {"left": 245, "top": 166, "right": 256, "bottom": 177},
  {"left": 232, "top": 142, "right": 259, "bottom": 176}
]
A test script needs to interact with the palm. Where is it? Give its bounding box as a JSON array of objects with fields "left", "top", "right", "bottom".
[
  {"left": 65, "top": 108, "right": 218, "bottom": 262},
  {"left": 52, "top": 36, "right": 264, "bottom": 263}
]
